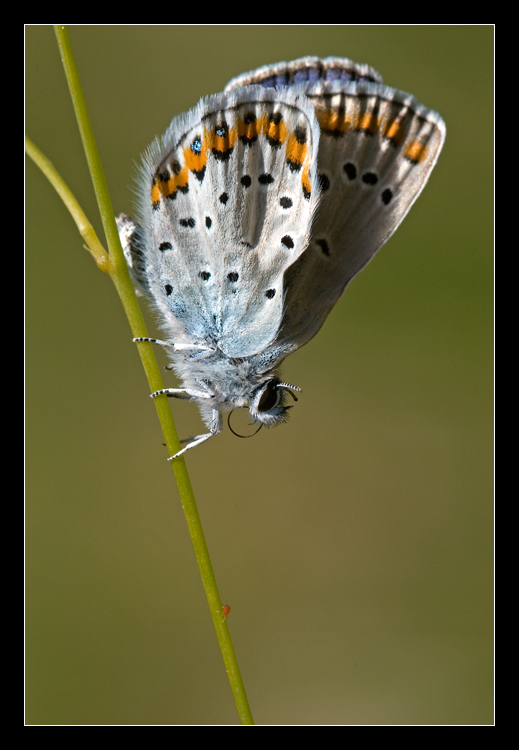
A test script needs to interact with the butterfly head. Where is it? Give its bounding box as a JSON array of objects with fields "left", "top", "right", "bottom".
[{"left": 248, "top": 378, "right": 301, "bottom": 427}]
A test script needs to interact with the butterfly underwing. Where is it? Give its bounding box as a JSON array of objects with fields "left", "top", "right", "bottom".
[{"left": 117, "top": 56, "right": 445, "bottom": 459}]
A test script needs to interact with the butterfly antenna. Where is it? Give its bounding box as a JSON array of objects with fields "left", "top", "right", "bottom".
[{"left": 277, "top": 382, "right": 302, "bottom": 402}]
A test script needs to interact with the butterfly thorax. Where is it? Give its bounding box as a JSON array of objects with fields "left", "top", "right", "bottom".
[{"left": 170, "top": 345, "right": 294, "bottom": 429}]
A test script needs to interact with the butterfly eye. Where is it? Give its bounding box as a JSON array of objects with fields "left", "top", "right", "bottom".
[
  {"left": 257, "top": 380, "right": 281, "bottom": 413},
  {"left": 249, "top": 379, "right": 301, "bottom": 427}
]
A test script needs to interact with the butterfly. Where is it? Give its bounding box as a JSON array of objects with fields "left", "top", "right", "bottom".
[{"left": 117, "top": 56, "right": 445, "bottom": 459}]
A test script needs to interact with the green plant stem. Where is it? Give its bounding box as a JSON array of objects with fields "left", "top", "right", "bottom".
[
  {"left": 24, "top": 135, "right": 110, "bottom": 271},
  {"left": 28, "top": 24, "right": 254, "bottom": 725}
]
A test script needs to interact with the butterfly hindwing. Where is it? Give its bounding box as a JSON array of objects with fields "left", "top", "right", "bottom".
[{"left": 135, "top": 88, "right": 321, "bottom": 358}]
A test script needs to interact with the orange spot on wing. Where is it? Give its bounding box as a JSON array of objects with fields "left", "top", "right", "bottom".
[
  {"left": 301, "top": 162, "right": 312, "bottom": 199},
  {"left": 286, "top": 132, "right": 308, "bottom": 168},
  {"left": 237, "top": 116, "right": 259, "bottom": 142},
  {"left": 153, "top": 163, "right": 190, "bottom": 203},
  {"left": 184, "top": 132, "right": 208, "bottom": 173},
  {"left": 405, "top": 140, "right": 428, "bottom": 164},
  {"left": 383, "top": 118, "right": 406, "bottom": 146},
  {"left": 151, "top": 182, "right": 161, "bottom": 206},
  {"left": 354, "top": 110, "right": 379, "bottom": 135},
  {"left": 317, "top": 108, "right": 351, "bottom": 135},
  {"left": 265, "top": 116, "right": 287, "bottom": 145},
  {"left": 207, "top": 124, "right": 237, "bottom": 154}
]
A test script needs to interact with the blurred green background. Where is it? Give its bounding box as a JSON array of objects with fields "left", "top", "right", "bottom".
[{"left": 25, "top": 26, "right": 493, "bottom": 725}]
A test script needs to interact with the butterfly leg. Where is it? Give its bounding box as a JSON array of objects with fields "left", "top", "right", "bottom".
[
  {"left": 168, "top": 408, "right": 223, "bottom": 460},
  {"left": 133, "top": 337, "right": 214, "bottom": 352},
  {"left": 150, "top": 387, "right": 215, "bottom": 400}
]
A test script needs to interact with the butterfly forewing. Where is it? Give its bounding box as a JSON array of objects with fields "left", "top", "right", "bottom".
[{"left": 266, "top": 79, "right": 445, "bottom": 355}]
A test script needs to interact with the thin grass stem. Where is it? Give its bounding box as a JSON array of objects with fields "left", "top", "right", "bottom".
[{"left": 25, "top": 24, "right": 254, "bottom": 726}]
